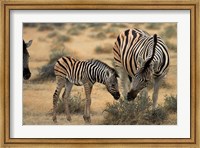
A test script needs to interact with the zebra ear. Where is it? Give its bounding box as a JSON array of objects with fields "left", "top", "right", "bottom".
[{"left": 26, "top": 40, "right": 33, "bottom": 48}]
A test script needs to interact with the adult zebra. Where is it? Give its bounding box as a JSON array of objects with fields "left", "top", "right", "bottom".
[
  {"left": 53, "top": 56, "right": 120, "bottom": 124},
  {"left": 23, "top": 40, "right": 33, "bottom": 80},
  {"left": 113, "top": 29, "right": 169, "bottom": 108}
]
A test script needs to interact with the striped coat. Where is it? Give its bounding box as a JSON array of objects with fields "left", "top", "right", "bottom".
[
  {"left": 113, "top": 29, "right": 169, "bottom": 108},
  {"left": 53, "top": 56, "right": 120, "bottom": 124}
]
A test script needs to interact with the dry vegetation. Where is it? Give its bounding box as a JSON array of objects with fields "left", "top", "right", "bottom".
[{"left": 23, "top": 23, "right": 177, "bottom": 125}]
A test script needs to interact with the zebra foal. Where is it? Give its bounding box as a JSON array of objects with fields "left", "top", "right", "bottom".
[
  {"left": 53, "top": 56, "right": 120, "bottom": 124},
  {"left": 113, "top": 29, "right": 169, "bottom": 108}
]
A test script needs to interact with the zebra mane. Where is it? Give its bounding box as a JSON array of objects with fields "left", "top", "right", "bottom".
[{"left": 88, "top": 59, "right": 119, "bottom": 77}]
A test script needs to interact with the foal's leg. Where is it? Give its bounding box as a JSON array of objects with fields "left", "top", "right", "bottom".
[
  {"left": 83, "top": 82, "right": 93, "bottom": 124},
  {"left": 63, "top": 80, "right": 73, "bottom": 122},
  {"left": 152, "top": 76, "right": 164, "bottom": 109},
  {"left": 53, "top": 76, "right": 66, "bottom": 123}
]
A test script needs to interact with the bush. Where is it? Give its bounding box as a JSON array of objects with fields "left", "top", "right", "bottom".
[
  {"left": 165, "top": 41, "right": 177, "bottom": 52},
  {"left": 145, "top": 23, "right": 161, "bottom": 30},
  {"left": 23, "top": 23, "right": 38, "bottom": 28},
  {"left": 67, "top": 28, "right": 80, "bottom": 36},
  {"left": 104, "top": 28, "right": 120, "bottom": 38},
  {"left": 57, "top": 35, "right": 71, "bottom": 42},
  {"left": 47, "top": 31, "right": 58, "bottom": 38},
  {"left": 51, "top": 23, "right": 65, "bottom": 29},
  {"left": 56, "top": 92, "right": 84, "bottom": 114},
  {"left": 95, "top": 43, "right": 113, "bottom": 54},
  {"left": 38, "top": 24, "right": 54, "bottom": 31},
  {"left": 47, "top": 92, "right": 85, "bottom": 115},
  {"left": 110, "top": 23, "right": 127, "bottom": 28},
  {"left": 161, "top": 25, "right": 177, "bottom": 39},
  {"left": 164, "top": 95, "right": 177, "bottom": 112},
  {"left": 103, "top": 93, "right": 175, "bottom": 125},
  {"left": 88, "top": 23, "right": 105, "bottom": 28},
  {"left": 34, "top": 47, "right": 69, "bottom": 81}
]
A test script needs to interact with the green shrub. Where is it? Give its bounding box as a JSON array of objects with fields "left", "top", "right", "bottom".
[
  {"left": 88, "top": 23, "right": 105, "bottom": 28},
  {"left": 67, "top": 28, "right": 80, "bottom": 36},
  {"left": 51, "top": 23, "right": 65, "bottom": 29},
  {"left": 165, "top": 41, "right": 177, "bottom": 52},
  {"left": 164, "top": 95, "right": 177, "bottom": 112},
  {"left": 161, "top": 25, "right": 177, "bottom": 39},
  {"left": 96, "top": 32, "right": 106, "bottom": 39},
  {"left": 56, "top": 92, "right": 84, "bottom": 114},
  {"left": 47, "top": 31, "right": 58, "bottom": 38},
  {"left": 95, "top": 43, "right": 113, "bottom": 54},
  {"left": 23, "top": 23, "right": 38, "bottom": 28},
  {"left": 57, "top": 35, "right": 71, "bottom": 42},
  {"left": 110, "top": 23, "right": 127, "bottom": 28},
  {"left": 47, "top": 92, "right": 84, "bottom": 115},
  {"left": 104, "top": 28, "right": 120, "bottom": 38},
  {"left": 38, "top": 24, "right": 54, "bottom": 31},
  {"left": 140, "top": 105, "right": 167, "bottom": 125},
  {"left": 34, "top": 47, "right": 69, "bottom": 81},
  {"left": 103, "top": 93, "right": 173, "bottom": 125},
  {"left": 145, "top": 23, "right": 161, "bottom": 30}
]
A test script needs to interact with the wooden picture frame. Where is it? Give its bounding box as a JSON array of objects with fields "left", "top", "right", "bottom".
[{"left": 0, "top": 0, "right": 199, "bottom": 147}]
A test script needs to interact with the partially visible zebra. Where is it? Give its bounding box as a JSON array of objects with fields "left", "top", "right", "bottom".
[
  {"left": 23, "top": 40, "right": 33, "bottom": 80},
  {"left": 53, "top": 56, "right": 120, "bottom": 124},
  {"left": 113, "top": 29, "right": 169, "bottom": 108}
]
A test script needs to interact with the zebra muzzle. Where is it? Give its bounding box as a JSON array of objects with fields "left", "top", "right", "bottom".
[
  {"left": 127, "top": 90, "right": 138, "bottom": 101},
  {"left": 113, "top": 92, "right": 120, "bottom": 100},
  {"left": 23, "top": 68, "right": 31, "bottom": 80}
]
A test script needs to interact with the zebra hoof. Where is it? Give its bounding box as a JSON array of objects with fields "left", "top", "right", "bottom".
[
  {"left": 53, "top": 117, "right": 57, "bottom": 123},
  {"left": 83, "top": 115, "right": 91, "bottom": 124},
  {"left": 67, "top": 116, "right": 72, "bottom": 122}
]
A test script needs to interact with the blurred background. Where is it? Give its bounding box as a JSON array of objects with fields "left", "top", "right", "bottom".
[{"left": 23, "top": 23, "right": 177, "bottom": 125}]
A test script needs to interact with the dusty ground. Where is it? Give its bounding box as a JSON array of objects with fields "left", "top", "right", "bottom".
[{"left": 23, "top": 23, "right": 177, "bottom": 125}]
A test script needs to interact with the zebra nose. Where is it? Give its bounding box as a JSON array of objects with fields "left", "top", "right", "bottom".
[
  {"left": 24, "top": 72, "right": 31, "bottom": 80},
  {"left": 23, "top": 69, "right": 31, "bottom": 80},
  {"left": 113, "top": 92, "right": 120, "bottom": 100},
  {"left": 127, "top": 91, "right": 137, "bottom": 101}
]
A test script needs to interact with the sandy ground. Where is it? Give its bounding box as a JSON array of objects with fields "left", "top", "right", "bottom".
[{"left": 23, "top": 23, "right": 177, "bottom": 125}]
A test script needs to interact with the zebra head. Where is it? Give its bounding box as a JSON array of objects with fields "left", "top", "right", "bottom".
[
  {"left": 127, "top": 34, "right": 157, "bottom": 101},
  {"left": 23, "top": 40, "right": 33, "bottom": 80},
  {"left": 105, "top": 69, "right": 120, "bottom": 100}
]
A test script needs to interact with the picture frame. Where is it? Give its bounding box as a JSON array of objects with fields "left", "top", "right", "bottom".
[{"left": 0, "top": 0, "right": 199, "bottom": 147}]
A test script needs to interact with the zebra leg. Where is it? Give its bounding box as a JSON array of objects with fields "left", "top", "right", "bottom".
[
  {"left": 63, "top": 80, "right": 73, "bottom": 122},
  {"left": 152, "top": 76, "right": 164, "bottom": 109},
  {"left": 83, "top": 83, "right": 93, "bottom": 124},
  {"left": 53, "top": 76, "right": 66, "bottom": 123},
  {"left": 120, "top": 70, "right": 131, "bottom": 98}
]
